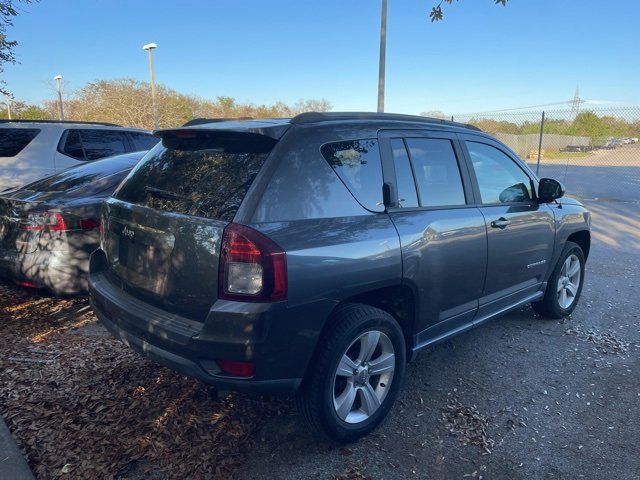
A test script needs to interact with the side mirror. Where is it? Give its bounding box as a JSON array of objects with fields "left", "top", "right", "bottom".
[{"left": 537, "top": 178, "right": 565, "bottom": 203}]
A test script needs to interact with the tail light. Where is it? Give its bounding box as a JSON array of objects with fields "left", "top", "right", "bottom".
[
  {"left": 19, "top": 211, "right": 67, "bottom": 231},
  {"left": 19, "top": 211, "right": 100, "bottom": 232},
  {"left": 79, "top": 218, "right": 100, "bottom": 231},
  {"left": 218, "top": 223, "right": 287, "bottom": 302},
  {"left": 216, "top": 359, "right": 255, "bottom": 377}
]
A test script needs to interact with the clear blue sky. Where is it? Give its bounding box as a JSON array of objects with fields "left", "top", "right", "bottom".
[{"left": 4, "top": 0, "right": 639, "bottom": 115}]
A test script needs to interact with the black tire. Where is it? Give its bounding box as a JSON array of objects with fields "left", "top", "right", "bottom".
[
  {"left": 532, "top": 241, "right": 585, "bottom": 319},
  {"left": 296, "top": 303, "right": 406, "bottom": 443}
]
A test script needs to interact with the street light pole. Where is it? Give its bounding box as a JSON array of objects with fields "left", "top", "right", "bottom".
[
  {"left": 377, "top": 0, "right": 387, "bottom": 113},
  {"left": 143, "top": 43, "right": 159, "bottom": 130},
  {"left": 54, "top": 75, "right": 64, "bottom": 121}
]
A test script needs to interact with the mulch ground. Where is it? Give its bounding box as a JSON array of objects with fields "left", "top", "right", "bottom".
[{"left": 0, "top": 281, "right": 286, "bottom": 479}]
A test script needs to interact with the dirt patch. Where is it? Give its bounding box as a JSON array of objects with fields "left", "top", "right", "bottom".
[
  {"left": 565, "top": 327, "right": 630, "bottom": 355},
  {"left": 0, "top": 281, "right": 285, "bottom": 479},
  {"left": 441, "top": 398, "right": 495, "bottom": 453},
  {"left": 334, "top": 461, "right": 370, "bottom": 480}
]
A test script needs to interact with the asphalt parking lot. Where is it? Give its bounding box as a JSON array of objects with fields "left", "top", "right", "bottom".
[
  {"left": 530, "top": 144, "right": 640, "bottom": 203},
  {"left": 1, "top": 165, "right": 638, "bottom": 479},
  {"left": 236, "top": 199, "right": 640, "bottom": 480}
]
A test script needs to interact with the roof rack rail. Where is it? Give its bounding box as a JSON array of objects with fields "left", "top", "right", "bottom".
[
  {"left": 0, "top": 119, "right": 120, "bottom": 126},
  {"left": 290, "top": 111, "right": 481, "bottom": 131},
  {"left": 182, "top": 117, "right": 254, "bottom": 127}
]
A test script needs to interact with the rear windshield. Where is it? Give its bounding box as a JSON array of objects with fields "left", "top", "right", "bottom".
[
  {"left": 24, "top": 154, "right": 140, "bottom": 193},
  {"left": 115, "top": 131, "right": 275, "bottom": 221},
  {"left": 0, "top": 128, "right": 40, "bottom": 156}
]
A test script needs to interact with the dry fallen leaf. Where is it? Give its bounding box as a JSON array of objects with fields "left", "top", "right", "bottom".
[{"left": 0, "top": 281, "right": 287, "bottom": 479}]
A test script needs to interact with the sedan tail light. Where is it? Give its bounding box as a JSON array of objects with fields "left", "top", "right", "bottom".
[
  {"left": 19, "top": 211, "right": 100, "bottom": 232},
  {"left": 19, "top": 211, "right": 67, "bottom": 231},
  {"left": 218, "top": 223, "right": 287, "bottom": 302}
]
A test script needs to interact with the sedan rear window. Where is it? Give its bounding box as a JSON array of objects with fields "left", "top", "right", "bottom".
[
  {"left": 129, "top": 132, "right": 159, "bottom": 151},
  {"left": 25, "top": 155, "right": 140, "bottom": 193},
  {"left": 0, "top": 128, "right": 40, "bottom": 156},
  {"left": 115, "top": 132, "right": 275, "bottom": 221}
]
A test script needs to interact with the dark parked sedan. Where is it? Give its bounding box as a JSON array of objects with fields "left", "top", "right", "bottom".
[{"left": 0, "top": 151, "right": 146, "bottom": 294}]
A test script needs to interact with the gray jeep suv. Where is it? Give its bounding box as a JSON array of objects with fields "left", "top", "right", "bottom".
[{"left": 88, "top": 112, "right": 591, "bottom": 442}]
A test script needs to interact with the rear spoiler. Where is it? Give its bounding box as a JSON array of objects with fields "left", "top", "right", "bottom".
[
  {"left": 154, "top": 128, "right": 281, "bottom": 153},
  {"left": 154, "top": 119, "right": 290, "bottom": 142}
]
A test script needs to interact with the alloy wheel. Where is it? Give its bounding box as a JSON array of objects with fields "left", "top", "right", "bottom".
[
  {"left": 332, "top": 330, "right": 395, "bottom": 424},
  {"left": 557, "top": 254, "right": 581, "bottom": 309}
]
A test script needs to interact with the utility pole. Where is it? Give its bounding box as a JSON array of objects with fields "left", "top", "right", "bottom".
[
  {"left": 54, "top": 75, "right": 64, "bottom": 120},
  {"left": 377, "top": 0, "right": 387, "bottom": 113},
  {"left": 143, "top": 43, "right": 159, "bottom": 129}
]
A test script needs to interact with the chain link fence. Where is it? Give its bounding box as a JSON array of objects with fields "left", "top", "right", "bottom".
[{"left": 453, "top": 108, "right": 640, "bottom": 204}]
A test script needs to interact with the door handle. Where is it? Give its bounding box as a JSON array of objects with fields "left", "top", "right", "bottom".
[{"left": 490, "top": 217, "right": 510, "bottom": 229}]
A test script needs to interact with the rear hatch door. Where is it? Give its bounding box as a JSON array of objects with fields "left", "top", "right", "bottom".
[{"left": 102, "top": 125, "right": 282, "bottom": 320}]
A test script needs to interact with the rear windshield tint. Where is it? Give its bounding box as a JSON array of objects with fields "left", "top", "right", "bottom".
[
  {"left": 115, "top": 132, "right": 275, "bottom": 221},
  {"left": 0, "top": 128, "right": 40, "bottom": 156},
  {"left": 24, "top": 154, "right": 140, "bottom": 193}
]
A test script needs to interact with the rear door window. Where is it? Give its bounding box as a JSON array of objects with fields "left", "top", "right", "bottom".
[
  {"left": 405, "top": 138, "right": 466, "bottom": 207},
  {"left": 321, "top": 139, "right": 384, "bottom": 212},
  {"left": 59, "top": 129, "right": 130, "bottom": 161},
  {"left": 390, "top": 138, "right": 419, "bottom": 208},
  {"left": 60, "top": 129, "right": 85, "bottom": 159},
  {"left": 115, "top": 133, "right": 275, "bottom": 221},
  {"left": 25, "top": 156, "right": 136, "bottom": 193},
  {"left": 0, "top": 128, "right": 40, "bottom": 156},
  {"left": 129, "top": 132, "right": 159, "bottom": 151},
  {"left": 80, "top": 130, "right": 129, "bottom": 160}
]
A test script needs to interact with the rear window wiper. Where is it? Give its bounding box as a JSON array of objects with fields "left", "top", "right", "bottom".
[{"left": 144, "top": 186, "right": 193, "bottom": 203}]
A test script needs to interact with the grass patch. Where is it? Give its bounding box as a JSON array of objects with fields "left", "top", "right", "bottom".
[{"left": 541, "top": 150, "right": 592, "bottom": 159}]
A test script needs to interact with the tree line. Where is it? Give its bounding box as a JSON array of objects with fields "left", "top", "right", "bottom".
[
  {"left": 1, "top": 78, "right": 331, "bottom": 129},
  {"left": 468, "top": 111, "right": 640, "bottom": 145}
]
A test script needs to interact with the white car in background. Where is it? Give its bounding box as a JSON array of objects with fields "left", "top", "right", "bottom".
[{"left": 0, "top": 120, "right": 158, "bottom": 191}]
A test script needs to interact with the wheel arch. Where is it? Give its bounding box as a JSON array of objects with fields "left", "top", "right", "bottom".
[
  {"left": 306, "top": 285, "right": 417, "bottom": 376},
  {"left": 567, "top": 230, "right": 591, "bottom": 259}
]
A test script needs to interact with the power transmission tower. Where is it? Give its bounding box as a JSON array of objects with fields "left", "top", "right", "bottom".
[{"left": 571, "top": 86, "right": 583, "bottom": 118}]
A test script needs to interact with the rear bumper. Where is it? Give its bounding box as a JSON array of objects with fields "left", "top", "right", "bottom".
[
  {"left": 0, "top": 248, "right": 88, "bottom": 295},
  {"left": 89, "top": 250, "right": 336, "bottom": 394},
  {"left": 95, "top": 304, "right": 300, "bottom": 393}
]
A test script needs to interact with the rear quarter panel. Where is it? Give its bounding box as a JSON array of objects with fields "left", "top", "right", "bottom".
[
  {"left": 246, "top": 125, "right": 402, "bottom": 305},
  {"left": 240, "top": 125, "right": 403, "bottom": 373}
]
